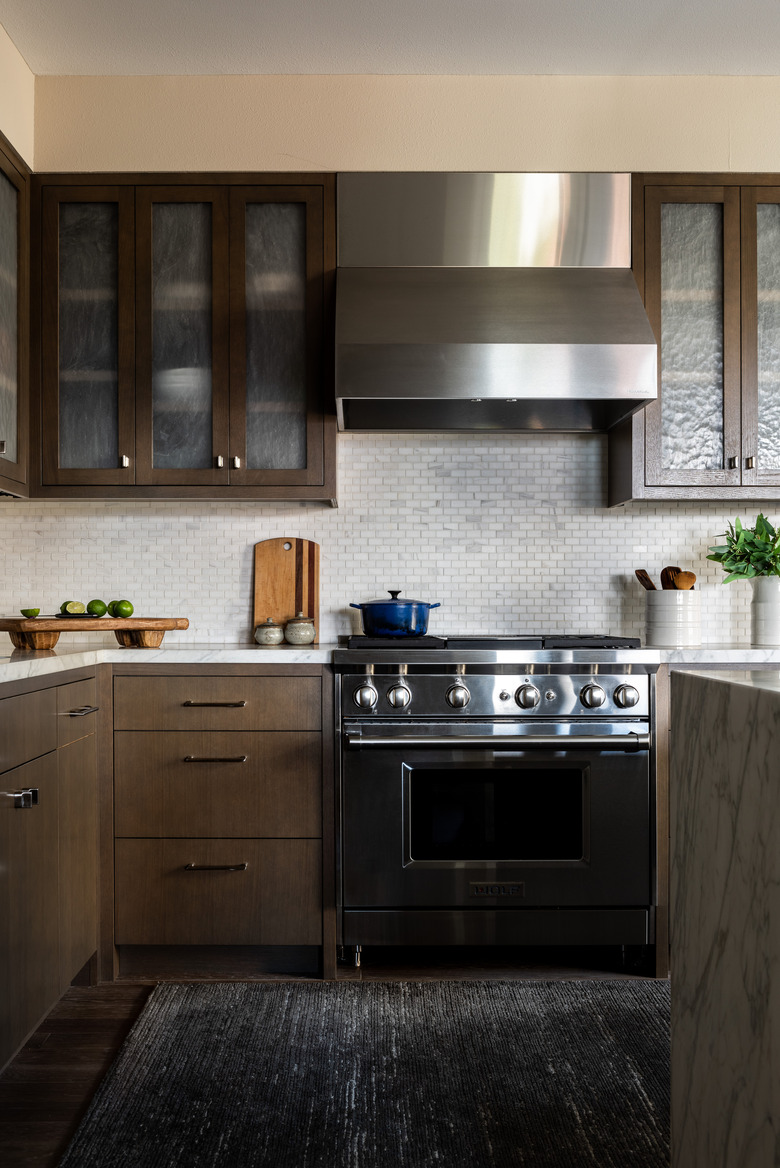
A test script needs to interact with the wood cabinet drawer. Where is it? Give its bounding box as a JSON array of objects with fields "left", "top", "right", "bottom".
[
  {"left": 56, "top": 677, "right": 98, "bottom": 747},
  {"left": 113, "top": 676, "right": 321, "bottom": 731},
  {"left": 114, "top": 731, "right": 322, "bottom": 838},
  {"left": 0, "top": 689, "right": 57, "bottom": 774},
  {"left": 114, "top": 838, "right": 322, "bottom": 945}
]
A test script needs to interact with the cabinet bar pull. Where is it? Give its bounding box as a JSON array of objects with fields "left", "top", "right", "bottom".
[
  {"left": 121, "top": 455, "right": 130, "bottom": 468},
  {"left": 184, "top": 863, "right": 248, "bottom": 872},
  {"left": 12, "top": 788, "right": 39, "bottom": 809},
  {"left": 0, "top": 440, "right": 6, "bottom": 455},
  {"left": 232, "top": 456, "right": 241, "bottom": 469},
  {"left": 60, "top": 705, "right": 100, "bottom": 717},
  {"left": 216, "top": 455, "right": 224, "bottom": 468},
  {"left": 746, "top": 456, "right": 755, "bottom": 469},
  {"left": 728, "top": 456, "right": 737, "bottom": 469},
  {"left": 183, "top": 755, "right": 248, "bottom": 763},
  {"left": 182, "top": 700, "right": 247, "bottom": 708}
]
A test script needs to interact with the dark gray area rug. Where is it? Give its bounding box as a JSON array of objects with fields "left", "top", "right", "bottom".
[{"left": 58, "top": 980, "right": 670, "bottom": 1168}]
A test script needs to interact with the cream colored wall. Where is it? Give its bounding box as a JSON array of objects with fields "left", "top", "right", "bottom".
[
  {"left": 33, "top": 74, "right": 780, "bottom": 173},
  {"left": 0, "top": 23, "right": 34, "bottom": 165}
]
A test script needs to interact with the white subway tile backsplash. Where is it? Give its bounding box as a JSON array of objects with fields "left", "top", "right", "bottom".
[{"left": 0, "top": 432, "right": 768, "bottom": 646}]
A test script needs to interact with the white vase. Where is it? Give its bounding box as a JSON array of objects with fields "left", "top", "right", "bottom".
[{"left": 750, "top": 576, "right": 780, "bottom": 647}]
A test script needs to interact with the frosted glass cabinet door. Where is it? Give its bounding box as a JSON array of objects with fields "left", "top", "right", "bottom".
[
  {"left": 742, "top": 188, "right": 780, "bottom": 487},
  {"left": 0, "top": 169, "right": 18, "bottom": 466},
  {"left": 0, "top": 150, "right": 26, "bottom": 488},
  {"left": 643, "top": 187, "right": 741, "bottom": 488},
  {"left": 134, "top": 188, "right": 229, "bottom": 485},
  {"left": 229, "top": 188, "right": 325, "bottom": 486},
  {"left": 40, "top": 187, "right": 135, "bottom": 485}
]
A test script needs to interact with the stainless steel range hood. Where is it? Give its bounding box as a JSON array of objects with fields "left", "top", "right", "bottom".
[{"left": 335, "top": 173, "right": 657, "bottom": 433}]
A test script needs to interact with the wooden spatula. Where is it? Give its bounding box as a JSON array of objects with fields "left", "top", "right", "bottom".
[
  {"left": 660, "top": 565, "right": 682, "bottom": 589},
  {"left": 674, "top": 571, "right": 696, "bottom": 590},
  {"left": 635, "top": 569, "right": 656, "bottom": 590}
]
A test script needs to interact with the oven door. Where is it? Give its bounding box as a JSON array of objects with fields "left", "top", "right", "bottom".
[{"left": 340, "top": 720, "right": 652, "bottom": 910}]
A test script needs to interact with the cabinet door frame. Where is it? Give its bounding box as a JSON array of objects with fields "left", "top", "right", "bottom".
[
  {"left": 643, "top": 184, "right": 743, "bottom": 489},
  {"left": 40, "top": 186, "right": 136, "bottom": 485},
  {"left": 135, "top": 186, "right": 230, "bottom": 486},
  {"left": 228, "top": 185, "right": 326, "bottom": 486},
  {"left": 740, "top": 185, "right": 780, "bottom": 489},
  {"left": 0, "top": 133, "right": 29, "bottom": 491}
]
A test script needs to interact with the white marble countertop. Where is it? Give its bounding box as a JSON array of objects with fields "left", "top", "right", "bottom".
[
  {"left": 679, "top": 668, "right": 780, "bottom": 692},
  {"left": 1, "top": 639, "right": 780, "bottom": 687},
  {"left": 0, "top": 641, "right": 339, "bottom": 684}
]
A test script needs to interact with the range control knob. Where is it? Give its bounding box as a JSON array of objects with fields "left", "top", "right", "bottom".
[
  {"left": 446, "top": 684, "right": 471, "bottom": 709},
  {"left": 353, "top": 684, "right": 378, "bottom": 709},
  {"left": 614, "top": 684, "right": 640, "bottom": 709},
  {"left": 580, "top": 683, "right": 606, "bottom": 709},
  {"left": 387, "top": 684, "right": 412, "bottom": 709},
  {"left": 515, "top": 684, "right": 541, "bottom": 709}
]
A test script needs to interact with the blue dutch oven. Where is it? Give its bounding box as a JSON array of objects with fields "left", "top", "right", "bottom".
[{"left": 350, "top": 590, "right": 441, "bottom": 637}]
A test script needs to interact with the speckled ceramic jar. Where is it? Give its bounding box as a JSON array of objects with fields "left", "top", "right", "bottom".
[
  {"left": 254, "top": 618, "right": 285, "bottom": 646},
  {"left": 284, "top": 612, "right": 316, "bottom": 644}
]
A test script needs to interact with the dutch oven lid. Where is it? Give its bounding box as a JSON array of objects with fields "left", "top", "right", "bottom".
[{"left": 357, "top": 591, "right": 433, "bottom": 607}]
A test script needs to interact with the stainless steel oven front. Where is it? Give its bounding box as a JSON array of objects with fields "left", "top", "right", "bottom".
[{"left": 335, "top": 657, "right": 658, "bottom": 956}]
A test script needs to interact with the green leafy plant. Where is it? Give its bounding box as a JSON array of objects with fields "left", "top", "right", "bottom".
[{"left": 707, "top": 514, "right": 780, "bottom": 582}]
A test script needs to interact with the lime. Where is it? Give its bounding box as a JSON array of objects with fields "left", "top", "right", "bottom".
[
  {"left": 20, "top": 608, "right": 40, "bottom": 618},
  {"left": 86, "top": 599, "right": 107, "bottom": 617},
  {"left": 63, "top": 601, "right": 86, "bottom": 614},
  {"left": 60, "top": 600, "right": 73, "bottom": 613},
  {"left": 107, "top": 600, "right": 120, "bottom": 616},
  {"left": 114, "top": 599, "right": 134, "bottom": 618}
]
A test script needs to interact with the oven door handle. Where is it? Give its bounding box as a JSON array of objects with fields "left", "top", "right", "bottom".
[{"left": 342, "top": 731, "right": 651, "bottom": 752}]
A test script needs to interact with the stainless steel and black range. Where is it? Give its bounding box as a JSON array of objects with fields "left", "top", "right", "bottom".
[{"left": 334, "top": 635, "right": 661, "bottom": 967}]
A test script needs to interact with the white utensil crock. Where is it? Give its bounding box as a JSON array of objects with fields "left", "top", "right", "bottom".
[
  {"left": 750, "top": 576, "right": 780, "bottom": 647},
  {"left": 645, "top": 590, "right": 701, "bottom": 648}
]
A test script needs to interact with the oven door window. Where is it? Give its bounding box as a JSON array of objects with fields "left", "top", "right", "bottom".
[{"left": 406, "top": 762, "right": 588, "bottom": 863}]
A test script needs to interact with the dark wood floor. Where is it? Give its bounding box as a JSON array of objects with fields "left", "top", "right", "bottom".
[{"left": 0, "top": 946, "right": 657, "bottom": 1168}]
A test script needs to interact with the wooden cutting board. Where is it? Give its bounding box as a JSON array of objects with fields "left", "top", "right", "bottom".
[{"left": 253, "top": 538, "right": 319, "bottom": 642}]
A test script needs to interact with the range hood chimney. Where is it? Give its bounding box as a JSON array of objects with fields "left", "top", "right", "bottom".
[{"left": 335, "top": 173, "right": 657, "bottom": 433}]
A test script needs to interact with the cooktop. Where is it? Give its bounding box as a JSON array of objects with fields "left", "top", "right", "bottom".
[{"left": 341, "top": 634, "right": 641, "bottom": 650}]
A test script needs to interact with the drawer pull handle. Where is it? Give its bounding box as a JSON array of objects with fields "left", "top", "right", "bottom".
[
  {"left": 61, "top": 705, "right": 100, "bottom": 717},
  {"left": 182, "top": 700, "right": 247, "bottom": 708},
  {"left": 183, "top": 755, "right": 248, "bottom": 763},
  {"left": 12, "top": 788, "right": 39, "bottom": 809},
  {"left": 184, "top": 863, "right": 248, "bottom": 872}
]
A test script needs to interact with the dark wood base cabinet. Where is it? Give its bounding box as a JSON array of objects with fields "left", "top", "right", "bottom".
[
  {"left": 108, "top": 665, "right": 335, "bottom": 981},
  {"left": 0, "top": 671, "right": 99, "bottom": 1073}
]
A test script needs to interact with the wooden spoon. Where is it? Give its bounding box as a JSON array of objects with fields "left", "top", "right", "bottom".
[
  {"left": 674, "top": 571, "right": 696, "bottom": 590},
  {"left": 660, "top": 565, "right": 682, "bottom": 589},
  {"left": 635, "top": 569, "right": 656, "bottom": 590}
]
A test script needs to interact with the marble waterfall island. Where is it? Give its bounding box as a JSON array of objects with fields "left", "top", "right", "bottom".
[{"left": 671, "top": 670, "right": 779, "bottom": 1168}]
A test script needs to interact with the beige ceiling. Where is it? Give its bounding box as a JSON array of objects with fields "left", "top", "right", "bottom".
[{"left": 0, "top": 0, "right": 777, "bottom": 76}]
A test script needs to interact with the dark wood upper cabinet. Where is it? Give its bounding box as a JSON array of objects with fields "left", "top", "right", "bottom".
[
  {"left": 31, "top": 173, "right": 336, "bottom": 503},
  {"left": 610, "top": 173, "right": 780, "bottom": 503},
  {"left": 0, "top": 130, "right": 30, "bottom": 495}
]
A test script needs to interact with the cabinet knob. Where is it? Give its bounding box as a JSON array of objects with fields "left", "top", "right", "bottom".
[
  {"left": 233, "top": 456, "right": 241, "bottom": 469},
  {"left": 121, "top": 455, "right": 130, "bottom": 468},
  {"left": 746, "top": 456, "right": 755, "bottom": 469}
]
